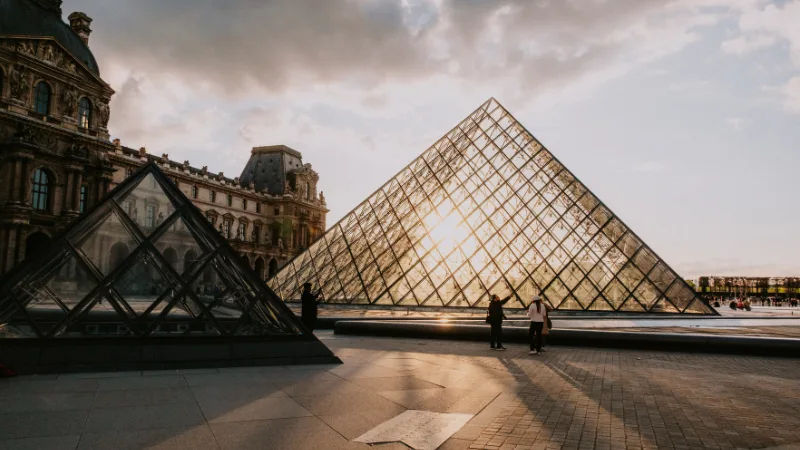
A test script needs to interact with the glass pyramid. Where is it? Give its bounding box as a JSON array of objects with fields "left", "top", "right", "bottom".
[
  {"left": 0, "top": 163, "right": 328, "bottom": 339},
  {"left": 269, "top": 98, "right": 715, "bottom": 314}
]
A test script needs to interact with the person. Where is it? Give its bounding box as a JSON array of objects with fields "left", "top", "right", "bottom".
[
  {"left": 301, "top": 283, "right": 323, "bottom": 332},
  {"left": 527, "top": 296, "right": 546, "bottom": 355},
  {"left": 487, "top": 293, "right": 512, "bottom": 351},
  {"left": 540, "top": 304, "right": 551, "bottom": 352}
]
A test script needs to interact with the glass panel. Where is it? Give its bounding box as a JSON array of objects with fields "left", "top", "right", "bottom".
[
  {"left": 115, "top": 173, "right": 178, "bottom": 235},
  {"left": 74, "top": 210, "right": 140, "bottom": 276},
  {"left": 152, "top": 215, "right": 207, "bottom": 277},
  {"left": 111, "top": 251, "right": 173, "bottom": 316}
]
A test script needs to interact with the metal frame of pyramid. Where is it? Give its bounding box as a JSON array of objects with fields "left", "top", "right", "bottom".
[
  {"left": 269, "top": 98, "right": 716, "bottom": 315},
  {"left": 0, "top": 162, "right": 339, "bottom": 374}
]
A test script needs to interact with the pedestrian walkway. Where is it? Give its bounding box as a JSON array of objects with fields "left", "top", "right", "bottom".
[{"left": 1, "top": 332, "right": 798, "bottom": 449}]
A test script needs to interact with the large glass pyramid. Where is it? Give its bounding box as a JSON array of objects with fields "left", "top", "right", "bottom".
[
  {"left": 0, "top": 163, "right": 339, "bottom": 348},
  {"left": 269, "top": 98, "right": 715, "bottom": 314}
]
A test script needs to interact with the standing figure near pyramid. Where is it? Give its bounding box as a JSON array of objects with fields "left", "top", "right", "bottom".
[
  {"left": 527, "top": 296, "right": 546, "bottom": 355},
  {"left": 301, "top": 283, "right": 323, "bottom": 332},
  {"left": 487, "top": 293, "right": 511, "bottom": 351}
]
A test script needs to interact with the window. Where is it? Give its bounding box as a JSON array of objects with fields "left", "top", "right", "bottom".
[
  {"left": 274, "top": 206, "right": 280, "bottom": 216},
  {"left": 125, "top": 168, "right": 132, "bottom": 178},
  {"left": 242, "top": 199, "right": 247, "bottom": 210},
  {"left": 191, "top": 185, "right": 197, "bottom": 199},
  {"left": 34, "top": 81, "right": 50, "bottom": 115},
  {"left": 253, "top": 225, "right": 261, "bottom": 244},
  {"left": 145, "top": 205, "right": 155, "bottom": 228},
  {"left": 210, "top": 191, "right": 216, "bottom": 202},
  {"left": 256, "top": 203, "right": 261, "bottom": 214},
  {"left": 306, "top": 182, "right": 311, "bottom": 200},
  {"left": 123, "top": 201, "right": 132, "bottom": 216},
  {"left": 227, "top": 194, "right": 232, "bottom": 207},
  {"left": 78, "top": 97, "right": 91, "bottom": 128},
  {"left": 208, "top": 215, "right": 217, "bottom": 226},
  {"left": 223, "top": 220, "right": 231, "bottom": 239},
  {"left": 237, "top": 222, "right": 246, "bottom": 240},
  {"left": 31, "top": 169, "right": 49, "bottom": 212},
  {"left": 79, "top": 184, "right": 88, "bottom": 213}
]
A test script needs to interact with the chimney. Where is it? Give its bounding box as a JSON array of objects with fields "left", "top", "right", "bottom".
[{"left": 68, "top": 12, "right": 93, "bottom": 45}]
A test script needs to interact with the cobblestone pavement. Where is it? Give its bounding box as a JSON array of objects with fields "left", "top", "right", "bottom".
[{"left": 325, "top": 334, "right": 800, "bottom": 450}]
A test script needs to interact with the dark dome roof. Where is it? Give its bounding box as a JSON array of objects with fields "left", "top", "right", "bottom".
[{"left": 0, "top": 0, "right": 99, "bottom": 75}]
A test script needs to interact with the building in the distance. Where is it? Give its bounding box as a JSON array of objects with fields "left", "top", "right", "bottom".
[{"left": 0, "top": 0, "right": 327, "bottom": 278}]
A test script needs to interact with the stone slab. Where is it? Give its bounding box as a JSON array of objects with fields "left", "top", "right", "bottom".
[{"left": 354, "top": 410, "right": 473, "bottom": 450}]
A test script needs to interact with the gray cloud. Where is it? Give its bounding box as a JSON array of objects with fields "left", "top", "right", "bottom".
[{"left": 65, "top": 0, "right": 722, "bottom": 95}]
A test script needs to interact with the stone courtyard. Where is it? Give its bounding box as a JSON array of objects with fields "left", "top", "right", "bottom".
[{"left": 1, "top": 332, "right": 799, "bottom": 450}]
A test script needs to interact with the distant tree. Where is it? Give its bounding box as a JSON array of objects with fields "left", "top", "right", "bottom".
[{"left": 699, "top": 277, "right": 709, "bottom": 293}]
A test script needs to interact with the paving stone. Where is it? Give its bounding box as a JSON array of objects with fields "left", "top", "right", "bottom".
[
  {"left": 192, "top": 383, "right": 311, "bottom": 423},
  {"left": 0, "top": 435, "right": 80, "bottom": 450},
  {"left": 210, "top": 416, "right": 365, "bottom": 450},
  {"left": 76, "top": 425, "right": 217, "bottom": 450},
  {"left": 83, "top": 404, "right": 205, "bottom": 433},
  {"left": 0, "top": 410, "right": 89, "bottom": 440}
]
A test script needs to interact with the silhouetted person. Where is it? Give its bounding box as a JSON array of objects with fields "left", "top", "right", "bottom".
[
  {"left": 301, "top": 283, "right": 322, "bottom": 332},
  {"left": 487, "top": 294, "right": 511, "bottom": 350},
  {"left": 527, "top": 296, "right": 545, "bottom": 355}
]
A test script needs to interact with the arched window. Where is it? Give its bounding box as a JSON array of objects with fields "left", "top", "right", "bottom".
[
  {"left": 34, "top": 81, "right": 51, "bottom": 115},
  {"left": 305, "top": 182, "right": 310, "bottom": 200},
  {"left": 78, "top": 97, "right": 91, "bottom": 128},
  {"left": 31, "top": 169, "right": 50, "bottom": 212}
]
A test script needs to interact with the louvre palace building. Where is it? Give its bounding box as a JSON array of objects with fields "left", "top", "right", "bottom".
[{"left": 0, "top": 0, "right": 328, "bottom": 280}]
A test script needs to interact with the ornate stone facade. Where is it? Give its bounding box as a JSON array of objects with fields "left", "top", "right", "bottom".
[{"left": 0, "top": 0, "right": 327, "bottom": 279}]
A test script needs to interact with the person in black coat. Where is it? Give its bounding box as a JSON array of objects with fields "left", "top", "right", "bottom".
[
  {"left": 301, "top": 283, "right": 323, "bottom": 332},
  {"left": 487, "top": 293, "right": 512, "bottom": 350}
]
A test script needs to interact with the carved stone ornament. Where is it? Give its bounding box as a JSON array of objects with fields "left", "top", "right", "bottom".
[
  {"left": 67, "top": 141, "right": 89, "bottom": 158},
  {"left": 60, "top": 85, "right": 78, "bottom": 117},
  {"left": 319, "top": 191, "right": 326, "bottom": 204},
  {"left": 7, "top": 39, "right": 79, "bottom": 75},
  {"left": 12, "top": 123, "right": 59, "bottom": 150},
  {"left": 9, "top": 64, "right": 30, "bottom": 100},
  {"left": 201, "top": 166, "right": 208, "bottom": 175},
  {"left": 95, "top": 100, "right": 110, "bottom": 128},
  {"left": 138, "top": 147, "right": 147, "bottom": 157}
]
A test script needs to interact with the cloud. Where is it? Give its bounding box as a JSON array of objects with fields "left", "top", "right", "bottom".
[
  {"left": 775, "top": 76, "right": 800, "bottom": 113},
  {"left": 725, "top": 117, "right": 746, "bottom": 130},
  {"left": 635, "top": 161, "right": 669, "bottom": 172},
  {"left": 720, "top": 33, "right": 776, "bottom": 54},
  {"left": 734, "top": 0, "right": 800, "bottom": 67},
  {"left": 69, "top": 0, "right": 727, "bottom": 98}
]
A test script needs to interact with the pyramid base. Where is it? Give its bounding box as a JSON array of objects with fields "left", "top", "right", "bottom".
[{"left": 0, "top": 336, "right": 341, "bottom": 375}]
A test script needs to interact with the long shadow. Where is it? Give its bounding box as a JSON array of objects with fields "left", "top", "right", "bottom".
[
  {"left": 332, "top": 334, "right": 800, "bottom": 449},
  {"left": 489, "top": 348, "right": 800, "bottom": 449}
]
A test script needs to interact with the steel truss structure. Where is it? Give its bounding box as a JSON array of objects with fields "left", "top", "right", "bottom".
[
  {"left": 0, "top": 163, "right": 333, "bottom": 339},
  {"left": 270, "top": 98, "right": 714, "bottom": 314}
]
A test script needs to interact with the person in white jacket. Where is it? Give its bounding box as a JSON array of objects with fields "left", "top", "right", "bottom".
[{"left": 527, "top": 296, "right": 546, "bottom": 355}]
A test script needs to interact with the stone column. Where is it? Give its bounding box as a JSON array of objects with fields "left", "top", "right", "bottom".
[
  {"left": 7, "top": 158, "right": 22, "bottom": 204},
  {"left": 72, "top": 171, "right": 83, "bottom": 212},
  {"left": 63, "top": 171, "right": 74, "bottom": 213},
  {"left": 18, "top": 157, "right": 31, "bottom": 205}
]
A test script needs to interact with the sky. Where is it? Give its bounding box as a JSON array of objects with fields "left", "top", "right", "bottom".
[{"left": 63, "top": 0, "right": 800, "bottom": 279}]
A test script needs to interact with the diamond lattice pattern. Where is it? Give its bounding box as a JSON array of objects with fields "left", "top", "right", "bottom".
[
  {"left": 269, "top": 98, "right": 713, "bottom": 314},
  {"left": 0, "top": 164, "right": 308, "bottom": 338}
]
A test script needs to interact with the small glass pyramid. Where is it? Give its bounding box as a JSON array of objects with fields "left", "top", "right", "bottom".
[
  {"left": 0, "top": 163, "right": 322, "bottom": 339},
  {"left": 269, "top": 98, "right": 715, "bottom": 314}
]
